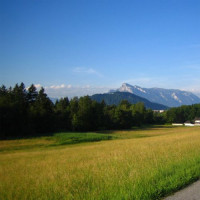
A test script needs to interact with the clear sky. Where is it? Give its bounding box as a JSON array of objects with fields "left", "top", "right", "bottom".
[{"left": 1, "top": 0, "right": 200, "bottom": 98}]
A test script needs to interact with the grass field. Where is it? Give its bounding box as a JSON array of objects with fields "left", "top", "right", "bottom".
[{"left": 0, "top": 126, "right": 200, "bottom": 200}]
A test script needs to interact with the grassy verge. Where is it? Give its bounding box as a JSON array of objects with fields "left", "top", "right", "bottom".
[{"left": 0, "top": 126, "right": 200, "bottom": 199}]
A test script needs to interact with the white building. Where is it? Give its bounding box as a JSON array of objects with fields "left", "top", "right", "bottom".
[
  {"left": 194, "top": 118, "right": 200, "bottom": 126},
  {"left": 153, "top": 110, "right": 165, "bottom": 113},
  {"left": 172, "top": 123, "right": 183, "bottom": 126},
  {"left": 184, "top": 121, "right": 194, "bottom": 127}
]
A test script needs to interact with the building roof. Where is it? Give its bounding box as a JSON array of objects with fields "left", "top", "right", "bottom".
[
  {"left": 194, "top": 117, "right": 200, "bottom": 120},
  {"left": 184, "top": 120, "right": 192, "bottom": 123}
]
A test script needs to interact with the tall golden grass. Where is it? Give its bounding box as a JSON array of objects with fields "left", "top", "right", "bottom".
[{"left": 0, "top": 126, "right": 200, "bottom": 200}]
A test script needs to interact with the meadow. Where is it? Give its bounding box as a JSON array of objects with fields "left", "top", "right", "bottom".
[{"left": 0, "top": 126, "right": 200, "bottom": 200}]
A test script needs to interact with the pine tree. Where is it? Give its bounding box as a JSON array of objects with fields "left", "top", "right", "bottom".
[
  {"left": 54, "top": 97, "right": 70, "bottom": 131},
  {"left": 27, "top": 84, "right": 38, "bottom": 104}
]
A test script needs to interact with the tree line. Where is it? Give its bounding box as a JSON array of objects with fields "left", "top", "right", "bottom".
[
  {"left": 166, "top": 104, "right": 200, "bottom": 123},
  {"left": 1, "top": 83, "right": 200, "bottom": 139},
  {"left": 0, "top": 83, "right": 166, "bottom": 139}
]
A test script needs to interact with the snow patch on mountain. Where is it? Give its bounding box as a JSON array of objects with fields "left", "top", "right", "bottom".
[
  {"left": 136, "top": 87, "right": 146, "bottom": 93},
  {"left": 160, "top": 92, "right": 167, "bottom": 100},
  {"left": 171, "top": 93, "right": 182, "bottom": 103}
]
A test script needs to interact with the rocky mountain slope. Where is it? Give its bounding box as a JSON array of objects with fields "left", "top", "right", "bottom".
[{"left": 116, "top": 83, "right": 200, "bottom": 107}]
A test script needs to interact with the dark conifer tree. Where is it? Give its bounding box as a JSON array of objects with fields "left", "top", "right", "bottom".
[
  {"left": 30, "top": 87, "right": 54, "bottom": 133},
  {"left": 27, "top": 84, "right": 38, "bottom": 104},
  {"left": 73, "top": 96, "right": 94, "bottom": 131},
  {"left": 54, "top": 97, "right": 71, "bottom": 131}
]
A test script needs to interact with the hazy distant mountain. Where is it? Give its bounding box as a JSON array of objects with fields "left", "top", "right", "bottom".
[
  {"left": 50, "top": 97, "right": 58, "bottom": 104},
  {"left": 115, "top": 83, "right": 200, "bottom": 107},
  {"left": 91, "top": 92, "right": 168, "bottom": 110}
]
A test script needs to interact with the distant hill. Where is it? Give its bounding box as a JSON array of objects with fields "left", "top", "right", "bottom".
[
  {"left": 50, "top": 97, "right": 58, "bottom": 104},
  {"left": 115, "top": 83, "right": 200, "bottom": 107},
  {"left": 91, "top": 92, "right": 168, "bottom": 110}
]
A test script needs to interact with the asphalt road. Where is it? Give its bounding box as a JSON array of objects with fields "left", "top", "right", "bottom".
[{"left": 164, "top": 180, "right": 200, "bottom": 200}]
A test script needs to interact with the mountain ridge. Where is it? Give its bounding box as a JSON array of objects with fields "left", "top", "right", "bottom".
[{"left": 114, "top": 83, "right": 200, "bottom": 107}]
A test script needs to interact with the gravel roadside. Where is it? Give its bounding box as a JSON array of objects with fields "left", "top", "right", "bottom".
[{"left": 164, "top": 180, "right": 200, "bottom": 200}]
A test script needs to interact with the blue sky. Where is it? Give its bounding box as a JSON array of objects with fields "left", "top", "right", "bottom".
[{"left": 1, "top": 0, "right": 200, "bottom": 98}]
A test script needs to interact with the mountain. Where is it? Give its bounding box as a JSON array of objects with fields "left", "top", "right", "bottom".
[
  {"left": 91, "top": 92, "right": 168, "bottom": 110},
  {"left": 116, "top": 83, "right": 200, "bottom": 107},
  {"left": 50, "top": 97, "right": 58, "bottom": 104}
]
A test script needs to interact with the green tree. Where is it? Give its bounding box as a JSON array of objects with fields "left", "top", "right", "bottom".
[
  {"left": 30, "top": 87, "right": 54, "bottom": 133},
  {"left": 131, "top": 102, "right": 146, "bottom": 126},
  {"left": 54, "top": 97, "right": 70, "bottom": 131},
  {"left": 114, "top": 100, "right": 132, "bottom": 129},
  {"left": 27, "top": 84, "right": 38, "bottom": 104},
  {"left": 145, "top": 109, "right": 154, "bottom": 124},
  {"left": 0, "top": 85, "right": 10, "bottom": 138},
  {"left": 73, "top": 96, "right": 94, "bottom": 131}
]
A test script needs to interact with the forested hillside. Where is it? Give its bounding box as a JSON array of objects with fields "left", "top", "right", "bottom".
[{"left": 90, "top": 92, "right": 168, "bottom": 110}]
